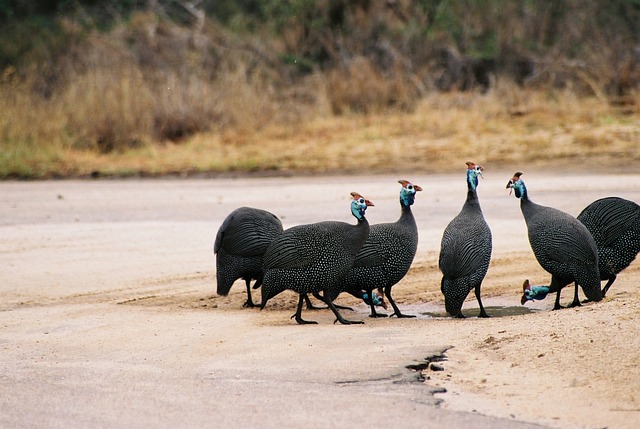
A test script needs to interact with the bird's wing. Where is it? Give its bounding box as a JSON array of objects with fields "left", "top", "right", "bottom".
[
  {"left": 215, "top": 209, "right": 281, "bottom": 256},
  {"left": 353, "top": 232, "right": 387, "bottom": 268},
  {"left": 439, "top": 217, "right": 491, "bottom": 278},
  {"left": 262, "top": 226, "right": 327, "bottom": 269},
  {"left": 529, "top": 215, "right": 596, "bottom": 266},
  {"left": 580, "top": 198, "right": 639, "bottom": 247}
]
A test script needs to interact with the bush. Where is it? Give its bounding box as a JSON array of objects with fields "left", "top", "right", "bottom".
[{"left": 1, "top": 0, "right": 639, "bottom": 159}]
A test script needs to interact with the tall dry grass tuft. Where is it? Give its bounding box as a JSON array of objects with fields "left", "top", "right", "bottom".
[
  {"left": 62, "top": 67, "right": 154, "bottom": 153},
  {"left": 327, "top": 56, "right": 416, "bottom": 114}
]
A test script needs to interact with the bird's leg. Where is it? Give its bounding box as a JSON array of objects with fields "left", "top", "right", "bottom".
[
  {"left": 475, "top": 284, "right": 490, "bottom": 318},
  {"left": 568, "top": 282, "right": 582, "bottom": 308},
  {"left": 334, "top": 303, "right": 355, "bottom": 311},
  {"left": 368, "top": 302, "right": 387, "bottom": 318},
  {"left": 385, "top": 287, "right": 415, "bottom": 318},
  {"left": 290, "top": 294, "right": 317, "bottom": 325},
  {"left": 310, "top": 291, "right": 353, "bottom": 311},
  {"left": 325, "top": 289, "right": 363, "bottom": 325},
  {"left": 321, "top": 290, "right": 354, "bottom": 311},
  {"left": 243, "top": 279, "right": 257, "bottom": 308},
  {"left": 551, "top": 277, "right": 564, "bottom": 310},
  {"left": 366, "top": 288, "right": 388, "bottom": 318},
  {"left": 305, "top": 293, "right": 327, "bottom": 310},
  {"left": 601, "top": 274, "right": 616, "bottom": 298}
]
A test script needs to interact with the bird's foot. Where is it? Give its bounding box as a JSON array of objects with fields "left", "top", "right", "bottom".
[
  {"left": 242, "top": 300, "right": 257, "bottom": 308},
  {"left": 478, "top": 311, "right": 491, "bottom": 318},
  {"left": 552, "top": 304, "right": 565, "bottom": 311},
  {"left": 333, "top": 318, "right": 364, "bottom": 325},
  {"left": 290, "top": 314, "right": 317, "bottom": 325},
  {"left": 567, "top": 300, "right": 582, "bottom": 308},
  {"left": 391, "top": 312, "right": 416, "bottom": 318},
  {"left": 369, "top": 313, "right": 388, "bottom": 318}
]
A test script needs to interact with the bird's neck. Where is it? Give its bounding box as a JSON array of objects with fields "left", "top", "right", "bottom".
[
  {"left": 354, "top": 217, "right": 370, "bottom": 248},
  {"left": 398, "top": 203, "right": 415, "bottom": 224},
  {"left": 465, "top": 188, "right": 481, "bottom": 210}
]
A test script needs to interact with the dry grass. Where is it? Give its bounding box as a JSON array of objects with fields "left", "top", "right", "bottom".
[{"left": 2, "top": 80, "right": 639, "bottom": 178}]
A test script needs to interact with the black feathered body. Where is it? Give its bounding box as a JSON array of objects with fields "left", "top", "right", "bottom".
[
  {"left": 261, "top": 219, "right": 370, "bottom": 302},
  {"left": 521, "top": 197, "right": 601, "bottom": 301},
  {"left": 577, "top": 197, "right": 640, "bottom": 294},
  {"left": 337, "top": 206, "right": 417, "bottom": 307},
  {"left": 439, "top": 189, "right": 492, "bottom": 316},
  {"left": 214, "top": 207, "right": 283, "bottom": 296}
]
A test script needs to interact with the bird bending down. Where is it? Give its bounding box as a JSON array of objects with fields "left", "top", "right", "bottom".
[
  {"left": 339, "top": 180, "right": 422, "bottom": 318},
  {"left": 508, "top": 172, "right": 602, "bottom": 309},
  {"left": 439, "top": 162, "right": 493, "bottom": 318},
  {"left": 577, "top": 197, "right": 640, "bottom": 300},
  {"left": 214, "top": 207, "right": 283, "bottom": 307},
  {"left": 260, "top": 192, "right": 374, "bottom": 325}
]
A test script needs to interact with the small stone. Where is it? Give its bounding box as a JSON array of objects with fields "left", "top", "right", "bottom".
[{"left": 430, "top": 363, "right": 445, "bottom": 371}]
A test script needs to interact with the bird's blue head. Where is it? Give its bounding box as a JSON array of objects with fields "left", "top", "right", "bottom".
[
  {"left": 520, "top": 279, "right": 550, "bottom": 305},
  {"left": 398, "top": 179, "right": 423, "bottom": 207},
  {"left": 362, "top": 289, "right": 388, "bottom": 309},
  {"left": 350, "top": 192, "right": 374, "bottom": 220},
  {"left": 466, "top": 162, "right": 484, "bottom": 191},
  {"left": 507, "top": 172, "right": 527, "bottom": 199}
]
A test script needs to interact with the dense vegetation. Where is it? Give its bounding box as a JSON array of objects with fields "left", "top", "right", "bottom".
[{"left": 1, "top": 1, "right": 639, "bottom": 177}]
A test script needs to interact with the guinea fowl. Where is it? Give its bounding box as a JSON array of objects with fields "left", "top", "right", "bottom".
[
  {"left": 214, "top": 207, "right": 283, "bottom": 307},
  {"left": 338, "top": 180, "right": 422, "bottom": 318},
  {"left": 576, "top": 197, "right": 640, "bottom": 299},
  {"left": 508, "top": 172, "right": 602, "bottom": 309},
  {"left": 260, "top": 192, "right": 374, "bottom": 325},
  {"left": 439, "top": 162, "right": 492, "bottom": 318}
]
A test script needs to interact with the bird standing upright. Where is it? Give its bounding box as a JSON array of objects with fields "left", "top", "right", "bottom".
[
  {"left": 214, "top": 207, "right": 283, "bottom": 307},
  {"left": 339, "top": 180, "right": 422, "bottom": 318},
  {"left": 261, "top": 192, "right": 374, "bottom": 325},
  {"left": 508, "top": 172, "right": 602, "bottom": 309},
  {"left": 439, "top": 162, "right": 492, "bottom": 318}
]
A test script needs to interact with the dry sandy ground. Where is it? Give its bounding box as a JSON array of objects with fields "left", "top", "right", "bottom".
[{"left": 1, "top": 172, "right": 639, "bottom": 429}]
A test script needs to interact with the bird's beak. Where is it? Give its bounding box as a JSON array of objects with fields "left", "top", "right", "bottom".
[
  {"left": 414, "top": 185, "right": 423, "bottom": 191},
  {"left": 365, "top": 199, "right": 374, "bottom": 207},
  {"left": 506, "top": 180, "right": 514, "bottom": 195}
]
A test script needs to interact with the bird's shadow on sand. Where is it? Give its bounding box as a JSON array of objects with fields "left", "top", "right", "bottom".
[{"left": 420, "top": 305, "right": 538, "bottom": 319}]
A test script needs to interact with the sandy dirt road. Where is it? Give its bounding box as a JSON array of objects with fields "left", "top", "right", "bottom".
[{"left": 1, "top": 172, "right": 639, "bottom": 429}]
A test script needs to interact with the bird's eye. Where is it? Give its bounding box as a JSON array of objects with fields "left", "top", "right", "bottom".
[
  {"left": 358, "top": 198, "right": 365, "bottom": 204},
  {"left": 407, "top": 184, "right": 414, "bottom": 190}
]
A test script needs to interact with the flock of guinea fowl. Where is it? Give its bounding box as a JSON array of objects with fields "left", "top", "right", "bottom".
[{"left": 214, "top": 162, "right": 640, "bottom": 324}]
